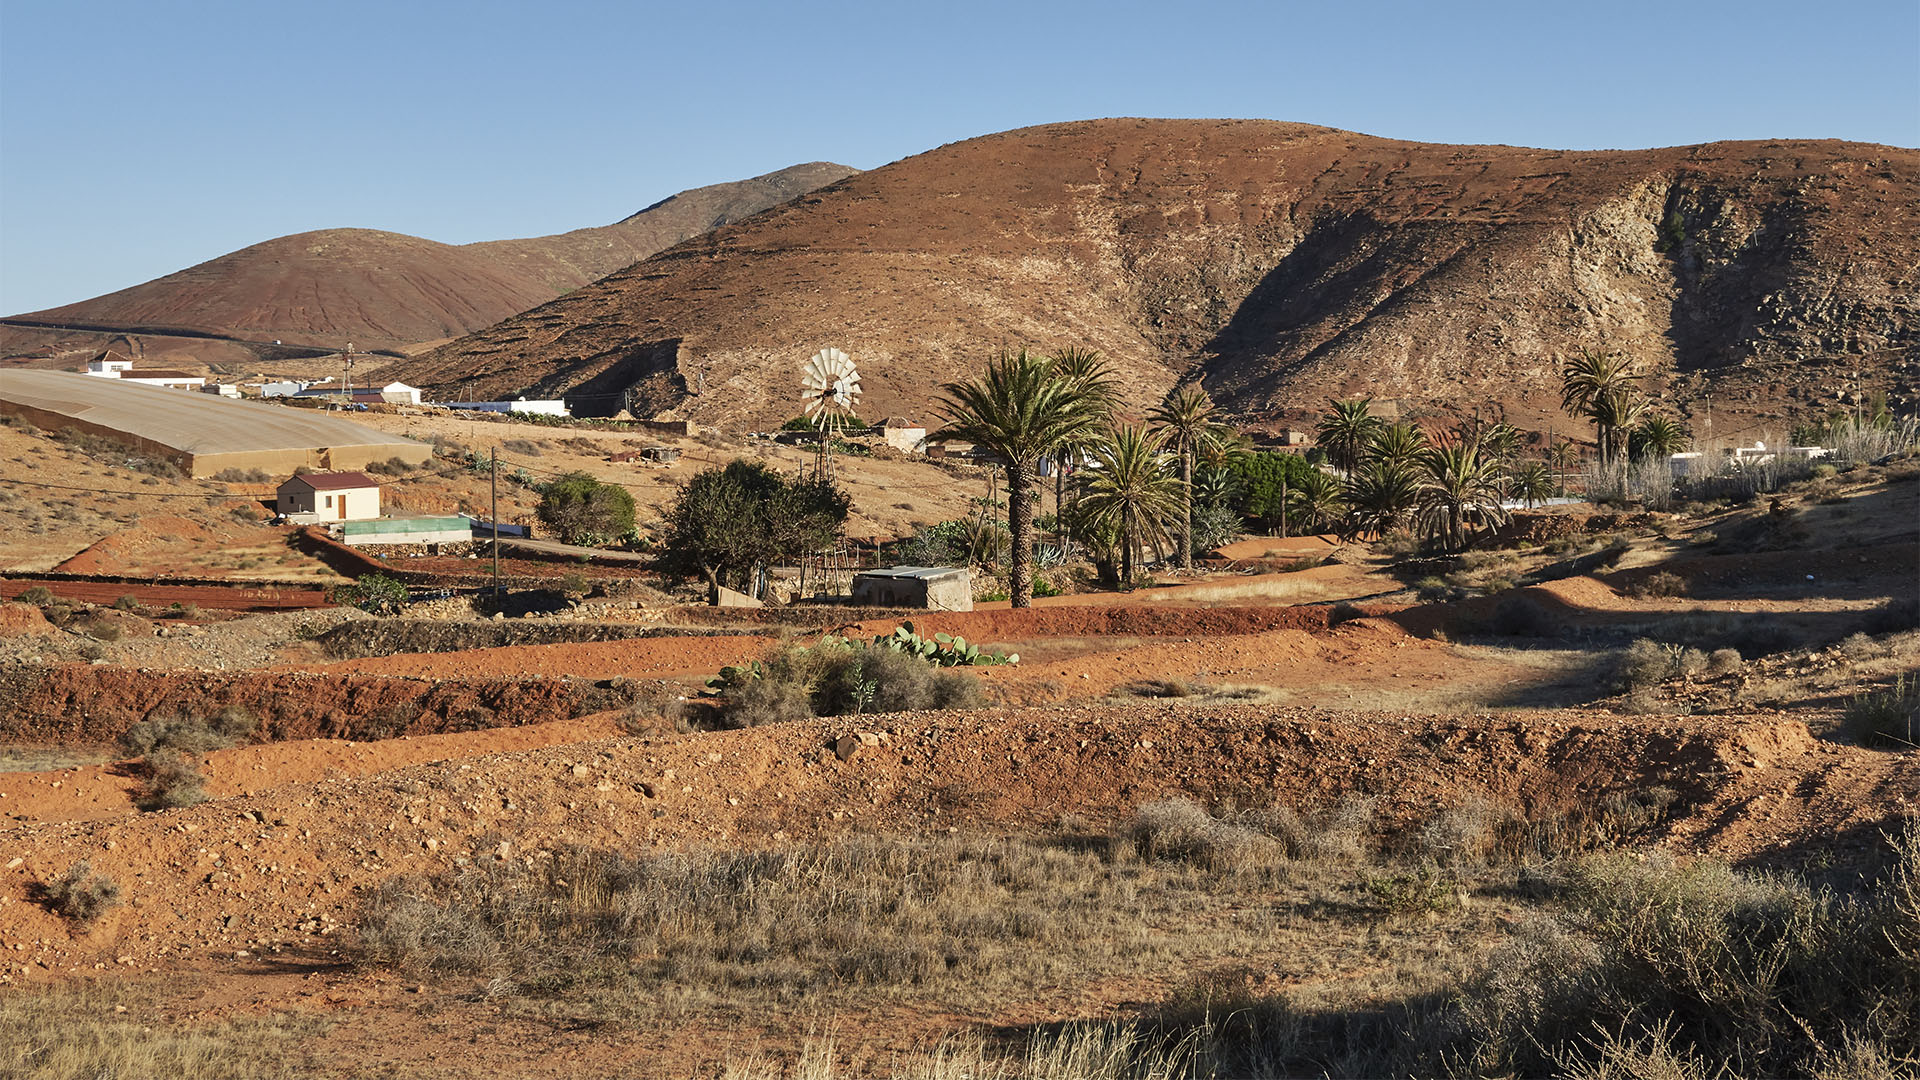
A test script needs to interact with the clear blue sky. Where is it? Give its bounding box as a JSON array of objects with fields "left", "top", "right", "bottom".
[{"left": 3, "top": 0, "right": 1915, "bottom": 315}]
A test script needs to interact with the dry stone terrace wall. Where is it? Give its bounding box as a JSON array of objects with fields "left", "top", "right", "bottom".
[{"left": 0, "top": 665, "right": 651, "bottom": 748}]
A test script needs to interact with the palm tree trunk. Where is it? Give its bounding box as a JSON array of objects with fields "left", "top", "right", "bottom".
[
  {"left": 1177, "top": 442, "right": 1194, "bottom": 571},
  {"left": 1007, "top": 461, "right": 1035, "bottom": 608}
]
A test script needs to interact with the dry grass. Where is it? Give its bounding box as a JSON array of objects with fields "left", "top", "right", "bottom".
[
  {"left": 709, "top": 821, "right": 1920, "bottom": 1080},
  {"left": 0, "top": 983, "right": 320, "bottom": 1079}
]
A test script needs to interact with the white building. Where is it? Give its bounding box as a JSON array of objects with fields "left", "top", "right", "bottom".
[
  {"left": 276, "top": 471, "right": 381, "bottom": 521},
  {"left": 438, "top": 398, "right": 571, "bottom": 417}
]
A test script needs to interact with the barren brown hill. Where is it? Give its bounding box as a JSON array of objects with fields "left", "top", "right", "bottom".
[
  {"left": 0, "top": 162, "right": 855, "bottom": 357},
  {"left": 389, "top": 119, "right": 1918, "bottom": 434}
]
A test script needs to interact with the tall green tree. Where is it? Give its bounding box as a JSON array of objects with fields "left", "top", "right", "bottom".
[
  {"left": 1042, "top": 347, "right": 1119, "bottom": 532},
  {"left": 1227, "top": 451, "right": 1317, "bottom": 531},
  {"left": 1415, "top": 438, "right": 1510, "bottom": 552},
  {"left": 936, "top": 351, "right": 1109, "bottom": 607},
  {"left": 656, "top": 460, "right": 849, "bottom": 596},
  {"left": 536, "top": 472, "right": 637, "bottom": 546},
  {"left": 1560, "top": 349, "right": 1646, "bottom": 466},
  {"left": 1149, "top": 387, "right": 1217, "bottom": 572},
  {"left": 1079, "top": 424, "right": 1186, "bottom": 586},
  {"left": 1316, "top": 398, "right": 1386, "bottom": 474}
]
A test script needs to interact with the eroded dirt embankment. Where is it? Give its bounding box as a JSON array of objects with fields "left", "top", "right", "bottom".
[
  {"left": 3, "top": 704, "right": 1882, "bottom": 981},
  {"left": 0, "top": 664, "right": 649, "bottom": 747}
]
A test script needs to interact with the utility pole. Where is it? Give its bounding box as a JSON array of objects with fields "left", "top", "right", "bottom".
[
  {"left": 1279, "top": 466, "right": 1288, "bottom": 539},
  {"left": 490, "top": 447, "right": 501, "bottom": 601}
]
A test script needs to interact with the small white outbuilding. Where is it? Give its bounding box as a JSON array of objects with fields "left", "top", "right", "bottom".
[{"left": 276, "top": 471, "right": 381, "bottom": 521}]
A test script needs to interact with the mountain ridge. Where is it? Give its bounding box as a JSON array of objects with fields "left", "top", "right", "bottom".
[
  {"left": 387, "top": 119, "right": 1917, "bottom": 435},
  {"left": 1, "top": 162, "right": 857, "bottom": 358}
]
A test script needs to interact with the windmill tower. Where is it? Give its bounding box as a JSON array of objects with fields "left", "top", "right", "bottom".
[{"left": 800, "top": 347, "right": 862, "bottom": 482}]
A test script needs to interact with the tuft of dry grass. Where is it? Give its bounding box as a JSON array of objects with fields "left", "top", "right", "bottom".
[{"left": 41, "top": 860, "right": 122, "bottom": 922}]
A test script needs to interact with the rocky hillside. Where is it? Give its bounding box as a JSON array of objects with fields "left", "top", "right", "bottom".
[
  {"left": 388, "top": 120, "right": 1917, "bottom": 435},
  {"left": 0, "top": 162, "right": 855, "bottom": 356}
]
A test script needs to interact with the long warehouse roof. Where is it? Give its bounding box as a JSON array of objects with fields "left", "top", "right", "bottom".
[{"left": 0, "top": 370, "right": 425, "bottom": 454}]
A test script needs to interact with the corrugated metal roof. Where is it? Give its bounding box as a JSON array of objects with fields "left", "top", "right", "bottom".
[
  {"left": 855, "top": 565, "right": 968, "bottom": 580},
  {"left": 0, "top": 371, "right": 426, "bottom": 456}
]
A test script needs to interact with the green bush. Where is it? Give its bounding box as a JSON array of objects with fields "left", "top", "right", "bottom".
[
  {"left": 111, "top": 595, "right": 140, "bottom": 612},
  {"left": 536, "top": 471, "right": 636, "bottom": 546},
  {"left": 711, "top": 636, "right": 985, "bottom": 728},
  {"left": 43, "top": 860, "right": 123, "bottom": 922},
  {"left": 19, "top": 585, "right": 53, "bottom": 606},
  {"left": 330, "top": 573, "right": 409, "bottom": 614}
]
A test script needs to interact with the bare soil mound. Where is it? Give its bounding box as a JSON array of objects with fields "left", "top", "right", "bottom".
[
  {"left": 391, "top": 119, "right": 1919, "bottom": 431},
  {"left": 3, "top": 704, "right": 1909, "bottom": 982}
]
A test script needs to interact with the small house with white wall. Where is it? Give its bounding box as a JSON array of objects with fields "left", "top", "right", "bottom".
[
  {"left": 880, "top": 417, "right": 928, "bottom": 454},
  {"left": 85, "top": 351, "right": 136, "bottom": 377},
  {"left": 276, "top": 471, "right": 381, "bottom": 521}
]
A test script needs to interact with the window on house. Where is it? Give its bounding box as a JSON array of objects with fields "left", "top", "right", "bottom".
[{"left": 324, "top": 495, "right": 333, "bottom": 507}]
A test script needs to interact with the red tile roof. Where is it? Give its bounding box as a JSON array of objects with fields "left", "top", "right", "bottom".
[{"left": 286, "top": 471, "right": 378, "bottom": 491}]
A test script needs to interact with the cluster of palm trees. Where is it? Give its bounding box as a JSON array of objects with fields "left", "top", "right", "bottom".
[
  {"left": 1307, "top": 401, "right": 1521, "bottom": 548},
  {"left": 935, "top": 347, "right": 1698, "bottom": 609},
  {"left": 938, "top": 350, "right": 1245, "bottom": 607},
  {"left": 1560, "top": 349, "right": 1690, "bottom": 464}
]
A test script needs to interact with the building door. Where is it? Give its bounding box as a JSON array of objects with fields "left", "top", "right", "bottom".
[{"left": 338, "top": 493, "right": 348, "bottom": 519}]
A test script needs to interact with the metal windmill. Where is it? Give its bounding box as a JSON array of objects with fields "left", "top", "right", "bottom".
[{"left": 800, "top": 347, "right": 862, "bottom": 482}]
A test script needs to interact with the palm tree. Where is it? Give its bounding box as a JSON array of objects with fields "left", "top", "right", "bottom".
[
  {"left": 1343, "top": 459, "right": 1421, "bottom": 539},
  {"left": 1560, "top": 350, "right": 1645, "bottom": 466},
  {"left": 1630, "top": 414, "right": 1691, "bottom": 460},
  {"left": 1365, "top": 421, "right": 1428, "bottom": 472},
  {"left": 1149, "top": 387, "right": 1217, "bottom": 572},
  {"left": 1079, "top": 424, "right": 1186, "bottom": 586},
  {"left": 1043, "top": 348, "right": 1118, "bottom": 533},
  {"left": 1286, "top": 468, "right": 1346, "bottom": 534},
  {"left": 937, "top": 351, "right": 1108, "bottom": 607},
  {"left": 1316, "top": 398, "right": 1385, "bottom": 474},
  {"left": 1508, "top": 460, "right": 1556, "bottom": 509},
  {"left": 1416, "top": 438, "right": 1510, "bottom": 552}
]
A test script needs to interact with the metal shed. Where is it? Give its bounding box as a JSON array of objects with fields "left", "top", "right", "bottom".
[{"left": 851, "top": 566, "right": 972, "bottom": 611}]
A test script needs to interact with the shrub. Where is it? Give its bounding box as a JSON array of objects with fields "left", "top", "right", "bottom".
[
  {"left": 111, "top": 594, "right": 140, "bottom": 612},
  {"left": 137, "top": 749, "right": 209, "bottom": 810},
  {"left": 1706, "top": 648, "right": 1744, "bottom": 677},
  {"left": 1841, "top": 674, "right": 1919, "bottom": 747},
  {"left": 713, "top": 638, "right": 985, "bottom": 727},
  {"left": 19, "top": 585, "right": 53, "bottom": 606},
  {"left": 1627, "top": 571, "right": 1687, "bottom": 599},
  {"left": 118, "top": 708, "right": 256, "bottom": 757},
  {"left": 331, "top": 573, "right": 409, "bottom": 614},
  {"left": 1114, "top": 800, "right": 1285, "bottom": 874},
  {"left": 43, "top": 860, "right": 122, "bottom": 922},
  {"left": 1616, "top": 638, "right": 1670, "bottom": 693},
  {"left": 537, "top": 472, "right": 636, "bottom": 546},
  {"left": 1451, "top": 832, "right": 1920, "bottom": 1078}
]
